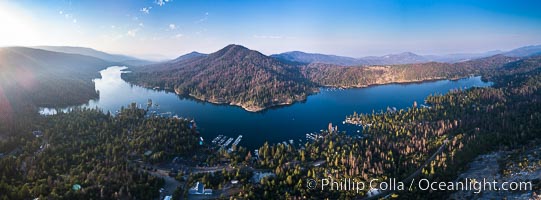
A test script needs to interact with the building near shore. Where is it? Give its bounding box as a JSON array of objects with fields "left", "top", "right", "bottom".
[{"left": 189, "top": 182, "right": 212, "bottom": 195}]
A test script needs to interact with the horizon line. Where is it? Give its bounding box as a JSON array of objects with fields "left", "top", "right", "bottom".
[{"left": 1, "top": 43, "right": 540, "bottom": 61}]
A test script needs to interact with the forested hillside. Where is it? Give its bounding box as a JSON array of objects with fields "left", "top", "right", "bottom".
[
  {"left": 302, "top": 55, "right": 519, "bottom": 87},
  {"left": 232, "top": 55, "right": 541, "bottom": 199},
  {"left": 0, "top": 104, "right": 199, "bottom": 199},
  {"left": 123, "top": 45, "right": 316, "bottom": 111},
  {"left": 0, "top": 47, "right": 113, "bottom": 137}
]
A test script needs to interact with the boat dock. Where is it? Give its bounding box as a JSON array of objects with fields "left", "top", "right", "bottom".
[
  {"left": 232, "top": 135, "right": 243, "bottom": 147},
  {"left": 212, "top": 135, "right": 224, "bottom": 144},
  {"left": 222, "top": 138, "right": 233, "bottom": 148},
  {"left": 217, "top": 137, "right": 227, "bottom": 145},
  {"left": 306, "top": 132, "right": 323, "bottom": 141},
  {"left": 211, "top": 134, "right": 243, "bottom": 151}
]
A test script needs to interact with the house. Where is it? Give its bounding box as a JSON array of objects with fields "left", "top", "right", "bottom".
[
  {"left": 32, "top": 131, "right": 43, "bottom": 138},
  {"left": 251, "top": 172, "right": 276, "bottom": 183},
  {"left": 367, "top": 188, "right": 381, "bottom": 197},
  {"left": 188, "top": 182, "right": 212, "bottom": 195}
]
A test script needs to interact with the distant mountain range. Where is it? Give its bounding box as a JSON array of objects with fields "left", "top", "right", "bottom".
[
  {"left": 32, "top": 44, "right": 541, "bottom": 67},
  {"left": 0, "top": 47, "right": 111, "bottom": 78},
  {"left": 33, "top": 46, "right": 154, "bottom": 66},
  {"left": 169, "top": 51, "right": 207, "bottom": 63},
  {"left": 502, "top": 45, "right": 541, "bottom": 57},
  {"left": 271, "top": 45, "right": 541, "bottom": 66},
  {"left": 422, "top": 50, "right": 505, "bottom": 63},
  {"left": 362, "top": 52, "right": 429, "bottom": 65},
  {"left": 270, "top": 51, "right": 365, "bottom": 66},
  {"left": 271, "top": 51, "right": 431, "bottom": 66}
]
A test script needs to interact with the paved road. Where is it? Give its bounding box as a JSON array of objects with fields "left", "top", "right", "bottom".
[
  {"left": 285, "top": 160, "right": 326, "bottom": 167},
  {"left": 144, "top": 169, "right": 180, "bottom": 200},
  {"left": 143, "top": 164, "right": 235, "bottom": 199},
  {"left": 191, "top": 166, "right": 233, "bottom": 174}
]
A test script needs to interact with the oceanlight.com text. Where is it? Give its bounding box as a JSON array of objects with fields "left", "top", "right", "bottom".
[{"left": 307, "top": 177, "right": 532, "bottom": 194}]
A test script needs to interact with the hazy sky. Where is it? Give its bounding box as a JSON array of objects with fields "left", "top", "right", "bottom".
[{"left": 1, "top": 0, "right": 540, "bottom": 60}]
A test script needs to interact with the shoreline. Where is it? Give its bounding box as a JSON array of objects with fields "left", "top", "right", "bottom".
[
  {"left": 166, "top": 75, "right": 479, "bottom": 112},
  {"left": 319, "top": 75, "right": 475, "bottom": 89},
  {"left": 183, "top": 91, "right": 304, "bottom": 112}
]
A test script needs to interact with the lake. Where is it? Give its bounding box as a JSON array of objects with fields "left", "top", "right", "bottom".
[{"left": 40, "top": 66, "right": 492, "bottom": 149}]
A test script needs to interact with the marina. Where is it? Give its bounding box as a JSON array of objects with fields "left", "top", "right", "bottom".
[
  {"left": 212, "top": 135, "right": 223, "bottom": 144},
  {"left": 232, "top": 135, "right": 243, "bottom": 147},
  {"left": 306, "top": 133, "right": 323, "bottom": 141},
  {"left": 210, "top": 134, "right": 244, "bottom": 152}
]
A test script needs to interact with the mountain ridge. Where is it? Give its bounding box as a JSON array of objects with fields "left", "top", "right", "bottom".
[
  {"left": 123, "top": 44, "right": 315, "bottom": 112},
  {"left": 170, "top": 51, "right": 207, "bottom": 63},
  {"left": 33, "top": 46, "right": 154, "bottom": 66},
  {"left": 0, "top": 47, "right": 115, "bottom": 126},
  {"left": 271, "top": 51, "right": 365, "bottom": 66},
  {"left": 271, "top": 44, "right": 541, "bottom": 66}
]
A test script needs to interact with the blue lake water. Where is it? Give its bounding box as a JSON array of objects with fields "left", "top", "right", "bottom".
[{"left": 40, "top": 66, "right": 492, "bottom": 149}]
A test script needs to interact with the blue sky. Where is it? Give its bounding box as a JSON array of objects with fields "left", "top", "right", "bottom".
[{"left": 1, "top": 0, "right": 540, "bottom": 60}]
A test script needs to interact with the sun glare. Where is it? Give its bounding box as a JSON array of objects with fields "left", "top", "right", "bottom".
[{"left": 0, "top": 3, "right": 39, "bottom": 47}]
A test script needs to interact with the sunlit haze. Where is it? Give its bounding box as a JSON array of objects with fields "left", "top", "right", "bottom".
[{"left": 2, "top": 0, "right": 541, "bottom": 60}]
